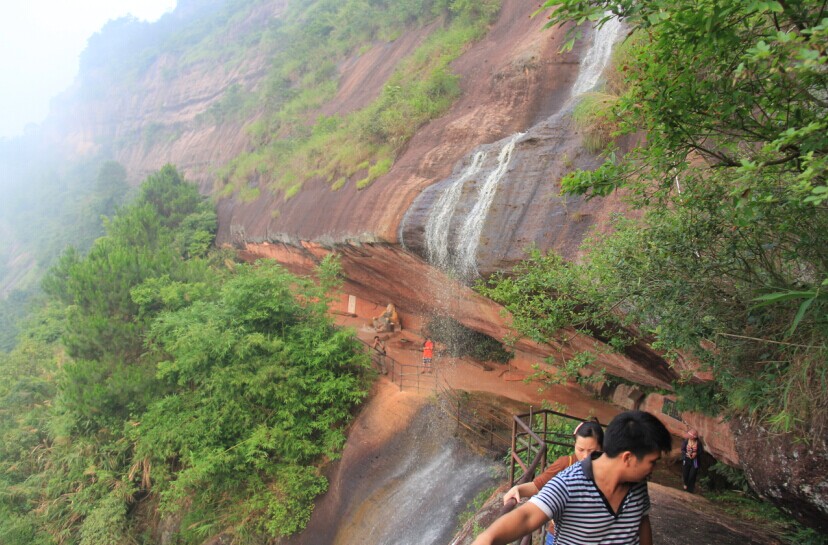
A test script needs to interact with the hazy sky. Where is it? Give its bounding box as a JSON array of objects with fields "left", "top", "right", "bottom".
[{"left": 0, "top": 0, "right": 177, "bottom": 140}]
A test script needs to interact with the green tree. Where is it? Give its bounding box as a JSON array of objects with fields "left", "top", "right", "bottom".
[
  {"left": 501, "top": 0, "right": 828, "bottom": 435},
  {"left": 129, "top": 259, "right": 370, "bottom": 540},
  {"left": 91, "top": 161, "right": 130, "bottom": 219},
  {"left": 1, "top": 167, "right": 368, "bottom": 544}
]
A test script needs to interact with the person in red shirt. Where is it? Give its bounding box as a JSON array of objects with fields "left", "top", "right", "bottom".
[{"left": 422, "top": 338, "right": 434, "bottom": 373}]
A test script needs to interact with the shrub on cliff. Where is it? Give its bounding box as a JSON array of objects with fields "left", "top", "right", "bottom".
[
  {"left": 492, "top": 1, "right": 828, "bottom": 437},
  {"left": 0, "top": 167, "right": 370, "bottom": 544},
  {"left": 425, "top": 315, "right": 513, "bottom": 364}
]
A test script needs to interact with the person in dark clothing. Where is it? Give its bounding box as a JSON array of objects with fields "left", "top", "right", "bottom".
[{"left": 681, "top": 429, "right": 702, "bottom": 493}]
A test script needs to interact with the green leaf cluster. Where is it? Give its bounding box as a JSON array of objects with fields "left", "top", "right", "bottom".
[
  {"left": 131, "top": 261, "right": 369, "bottom": 538},
  {"left": 218, "top": 0, "right": 501, "bottom": 195},
  {"left": 0, "top": 166, "right": 369, "bottom": 544},
  {"left": 510, "top": 0, "right": 828, "bottom": 438}
]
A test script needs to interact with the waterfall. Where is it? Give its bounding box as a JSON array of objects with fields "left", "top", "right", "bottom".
[
  {"left": 359, "top": 445, "right": 498, "bottom": 545},
  {"left": 570, "top": 15, "right": 622, "bottom": 97},
  {"left": 455, "top": 132, "right": 523, "bottom": 279},
  {"left": 414, "top": 16, "right": 621, "bottom": 277},
  {"left": 318, "top": 405, "right": 501, "bottom": 545},
  {"left": 425, "top": 151, "right": 487, "bottom": 269}
]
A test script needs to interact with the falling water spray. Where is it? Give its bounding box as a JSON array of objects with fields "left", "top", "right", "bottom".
[
  {"left": 425, "top": 151, "right": 487, "bottom": 269},
  {"left": 454, "top": 132, "right": 523, "bottom": 279}
]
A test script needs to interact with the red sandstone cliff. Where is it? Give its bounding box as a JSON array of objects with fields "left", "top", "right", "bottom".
[{"left": 18, "top": 0, "right": 764, "bottom": 504}]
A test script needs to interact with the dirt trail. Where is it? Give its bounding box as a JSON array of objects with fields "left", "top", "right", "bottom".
[
  {"left": 331, "top": 315, "right": 782, "bottom": 545},
  {"left": 341, "top": 315, "right": 627, "bottom": 421},
  {"left": 648, "top": 483, "right": 781, "bottom": 544}
]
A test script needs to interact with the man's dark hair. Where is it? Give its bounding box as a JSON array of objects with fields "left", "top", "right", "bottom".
[{"left": 602, "top": 411, "right": 672, "bottom": 458}]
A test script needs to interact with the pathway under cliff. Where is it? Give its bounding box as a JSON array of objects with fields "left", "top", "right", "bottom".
[{"left": 280, "top": 317, "right": 783, "bottom": 545}]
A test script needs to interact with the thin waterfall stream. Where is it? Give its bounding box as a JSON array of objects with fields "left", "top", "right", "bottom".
[
  {"left": 570, "top": 16, "right": 622, "bottom": 97},
  {"left": 407, "top": 16, "right": 622, "bottom": 281},
  {"left": 425, "top": 151, "right": 487, "bottom": 269},
  {"left": 455, "top": 132, "right": 523, "bottom": 279}
]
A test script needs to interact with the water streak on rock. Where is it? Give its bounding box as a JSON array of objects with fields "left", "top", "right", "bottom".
[
  {"left": 442, "top": 18, "right": 621, "bottom": 279},
  {"left": 455, "top": 133, "right": 523, "bottom": 279},
  {"left": 425, "top": 151, "right": 487, "bottom": 269},
  {"left": 571, "top": 15, "right": 622, "bottom": 97}
]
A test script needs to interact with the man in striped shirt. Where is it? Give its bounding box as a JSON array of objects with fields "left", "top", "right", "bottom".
[{"left": 472, "top": 411, "right": 672, "bottom": 545}]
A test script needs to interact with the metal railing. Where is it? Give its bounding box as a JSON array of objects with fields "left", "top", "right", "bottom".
[
  {"left": 499, "top": 411, "right": 548, "bottom": 545},
  {"left": 435, "top": 380, "right": 512, "bottom": 452},
  {"left": 356, "top": 336, "right": 438, "bottom": 393},
  {"left": 501, "top": 408, "right": 598, "bottom": 545},
  {"left": 509, "top": 408, "right": 588, "bottom": 487}
]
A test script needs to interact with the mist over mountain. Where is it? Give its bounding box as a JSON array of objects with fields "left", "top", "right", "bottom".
[{"left": 0, "top": 0, "right": 826, "bottom": 541}]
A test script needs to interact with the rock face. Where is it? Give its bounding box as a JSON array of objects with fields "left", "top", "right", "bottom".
[
  {"left": 733, "top": 417, "right": 828, "bottom": 532},
  {"left": 215, "top": 0, "right": 589, "bottom": 245},
  {"left": 17, "top": 0, "right": 826, "bottom": 530},
  {"left": 278, "top": 383, "right": 501, "bottom": 545},
  {"left": 43, "top": 1, "right": 287, "bottom": 187},
  {"left": 241, "top": 240, "right": 679, "bottom": 391},
  {"left": 398, "top": 107, "right": 627, "bottom": 277}
]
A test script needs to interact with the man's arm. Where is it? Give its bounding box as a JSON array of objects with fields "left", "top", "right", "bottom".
[
  {"left": 471, "top": 502, "right": 548, "bottom": 545},
  {"left": 639, "top": 515, "right": 652, "bottom": 545}
]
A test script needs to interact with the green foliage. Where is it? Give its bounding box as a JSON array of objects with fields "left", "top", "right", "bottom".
[
  {"left": 703, "top": 463, "right": 752, "bottom": 494},
  {"left": 78, "top": 492, "right": 128, "bottom": 545},
  {"left": 537, "top": 405, "right": 578, "bottom": 463},
  {"left": 92, "top": 161, "right": 130, "bottom": 218},
  {"left": 0, "top": 290, "right": 36, "bottom": 352},
  {"left": 477, "top": 246, "right": 637, "bottom": 388},
  {"left": 514, "top": 0, "right": 828, "bottom": 439},
  {"left": 41, "top": 165, "right": 215, "bottom": 371},
  {"left": 526, "top": 351, "right": 606, "bottom": 390},
  {"left": 263, "top": 465, "right": 329, "bottom": 537},
  {"left": 456, "top": 486, "right": 496, "bottom": 531},
  {"left": 130, "top": 259, "right": 369, "bottom": 539},
  {"left": 219, "top": 0, "right": 500, "bottom": 195},
  {"left": 571, "top": 92, "right": 619, "bottom": 153},
  {"left": 701, "top": 480, "right": 828, "bottom": 544},
  {"left": 783, "top": 527, "right": 828, "bottom": 545},
  {"left": 0, "top": 166, "right": 369, "bottom": 544},
  {"left": 0, "top": 330, "right": 60, "bottom": 545},
  {"left": 425, "top": 315, "right": 513, "bottom": 364},
  {"left": 672, "top": 381, "right": 724, "bottom": 417},
  {"left": 198, "top": 83, "right": 256, "bottom": 125}
]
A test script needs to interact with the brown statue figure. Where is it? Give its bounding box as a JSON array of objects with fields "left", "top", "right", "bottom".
[{"left": 372, "top": 303, "right": 400, "bottom": 333}]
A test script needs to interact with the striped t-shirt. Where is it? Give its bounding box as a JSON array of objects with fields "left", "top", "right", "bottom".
[{"left": 529, "top": 454, "right": 650, "bottom": 544}]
